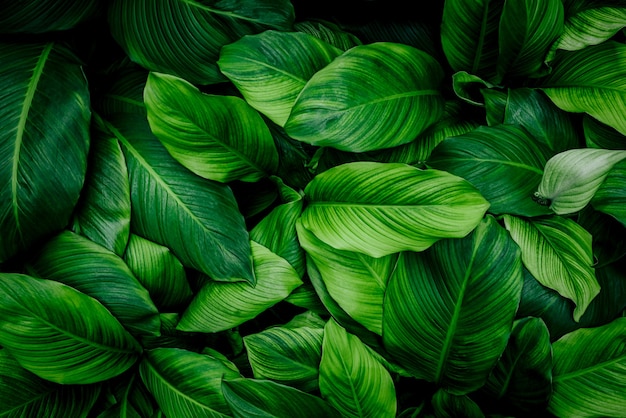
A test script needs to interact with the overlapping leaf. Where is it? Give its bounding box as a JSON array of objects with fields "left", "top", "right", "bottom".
[
  {"left": 0, "top": 0, "right": 99, "bottom": 33},
  {"left": 431, "top": 390, "right": 484, "bottom": 418},
  {"left": 592, "top": 159, "right": 626, "bottom": 226},
  {"left": 555, "top": 3, "right": 626, "bottom": 51}
]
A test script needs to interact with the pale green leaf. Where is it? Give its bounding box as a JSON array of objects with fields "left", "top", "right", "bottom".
[{"left": 556, "top": 4, "right": 626, "bottom": 51}]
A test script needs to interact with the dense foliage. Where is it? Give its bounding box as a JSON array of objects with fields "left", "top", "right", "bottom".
[{"left": 1, "top": 0, "right": 625, "bottom": 416}]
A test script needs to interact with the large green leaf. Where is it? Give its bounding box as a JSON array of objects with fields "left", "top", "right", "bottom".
[
  {"left": 144, "top": 72, "right": 279, "bottom": 183},
  {"left": 294, "top": 20, "right": 362, "bottom": 51},
  {"left": 383, "top": 216, "right": 523, "bottom": 394},
  {"left": 503, "top": 215, "right": 598, "bottom": 322},
  {"left": 284, "top": 42, "right": 445, "bottom": 152},
  {"left": 0, "top": 273, "right": 141, "bottom": 384},
  {"left": 301, "top": 162, "right": 490, "bottom": 257},
  {"left": 555, "top": 3, "right": 626, "bottom": 51},
  {"left": 549, "top": 318, "right": 626, "bottom": 417},
  {"left": 592, "top": 159, "right": 626, "bottom": 227},
  {"left": 535, "top": 148, "right": 626, "bottom": 215},
  {"left": 0, "top": 42, "right": 90, "bottom": 262},
  {"left": 177, "top": 241, "right": 302, "bottom": 333},
  {"left": 428, "top": 124, "right": 552, "bottom": 217},
  {"left": 0, "top": 0, "right": 99, "bottom": 33},
  {"left": 108, "top": 0, "right": 295, "bottom": 85},
  {"left": 319, "top": 319, "right": 397, "bottom": 418},
  {"left": 139, "top": 348, "right": 240, "bottom": 418},
  {"left": 0, "top": 350, "right": 101, "bottom": 417},
  {"left": 94, "top": 112, "right": 254, "bottom": 283},
  {"left": 218, "top": 30, "right": 342, "bottom": 126},
  {"left": 27, "top": 231, "right": 160, "bottom": 336},
  {"left": 539, "top": 41, "right": 626, "bottom": 136}
]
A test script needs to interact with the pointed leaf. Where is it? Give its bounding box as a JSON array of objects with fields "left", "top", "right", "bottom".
[
  {"left": 555, "top": 4, "right": 626, "bottom": 51},
  {"left": 592, "top": 159, "right": 626, "bottom": 227}
]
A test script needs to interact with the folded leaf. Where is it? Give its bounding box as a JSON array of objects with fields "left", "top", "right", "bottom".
[
  {"left": 0, "top": 0, "right": 99, "bottom": 33},
  {"left": 555, "top": 4, "right": 626, "bottom": 51},
  {"left": 592, "top": 159, "right": 626, "bottom": 227},
  {"left": 301, "top": 162, "right": 490, "bottom": 257}
]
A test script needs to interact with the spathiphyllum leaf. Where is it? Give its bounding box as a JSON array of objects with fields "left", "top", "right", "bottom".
[
  {"left": 0, "top": 0, "right": 99, "bottom": 33},
  {"left": 108, "top": 0, "right": 295, "bottom": 85},
  {"left": 302, "top": 162, "right": 490, "bottom": 257},
  {"left": 451, "top": 71, "right": 494, "bottom": 106},
  {"left": 0, "top": 273, "right": 141, "bottom": 384},
  {"left": 218, "top": 30, "right": 342, "bottom": 126},
  {"left": 503, "top": 215, "right": 598, "bottom": 322},
  {"left": 592, "top": 159, "right": 626, "bottom": 227},
  {"left": 285, "top": 42, "right": 445, "bottom": 152},
  {"left": 549, "top": 318, "right": 626, "bottom": 417},
  {"left": 535, "top": 148, "right": 626, "bottom": 215},
  {"left": 555, "top": 4, "right": 626, "bottom": 51},
  {"left": 293, "top": 20, "right": 362, "bottom": 51},
  {"left": 319, "top": 319, "right": 397, "bottom": 418},
  {"left": 583, "top": 115, "right": 626, "bottom": 150},
  {"left": 431, "top": 390, "right": 484, "bottom": 418},
  {"left": 0, "top": 42, "right": 90, "bottom": 262},
  {"left": 383, "top": 216, "right": 523, "bottom": 394}
]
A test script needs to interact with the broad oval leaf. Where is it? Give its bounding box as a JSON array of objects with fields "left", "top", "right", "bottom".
[
  {"left": 535, "top": 148, "right": 626, "bottom": 215},
  {"left": 0, "top": 0, "right": 99, "bottom": 33},
  {"left": 177, "top": 241, "right": 302, "bottom": 333},
  {"left": 549, "top": 318, "right": 626, "bottom": 417},
  {"left": 319, "top": 319, "right": 397, "bottom": 418},
  {"left": 218, "top": 30, "right": 342, "bottom": 126},
  {"left": 108, "top": 0, "right": 295, "bottom": 85},
  {"left": 145, "top": 72, "right": 279, "bottom": 183},
  {"left": 383, "top": 216, "right": 523, "bottom": 394},
  {"left": 0, "top": 42, "right": 90, "bottom": 262},
  {"left": 301, "top": 162, "right": 490, "bottom": 257},
  {"left": 503, "top": 215, "right": 598, "bottom": 322},
  {"left": 592, "top": 159, "right": 626, "bottom": 227},
  {"left": 0, "top": 273, "right": 141, "bottom": 384},
  {"left": 285, "top": 42, "right": 445, "bottom": 152},
  {"left": 555, "top": 4, "right": 626, "bottom": 51}
]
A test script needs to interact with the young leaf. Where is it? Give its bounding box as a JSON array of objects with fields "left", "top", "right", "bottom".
[
  {"left": 383, "top": 216, "right": 523, "bottom": 394},
  {"left": 0, "top": 273, "right": 141, "bottom": 384},
  {"left": 592, "top": 159, "right": 626, "bottom": 227},
  {"left": 301, "top": 162, "right": 490, "bottom": 257},
  {"left": 555, "top": 4, "right": 626, "bottom": 51},
  {"left": 285, "top": 42, "right": 445, "bottom": 152}
]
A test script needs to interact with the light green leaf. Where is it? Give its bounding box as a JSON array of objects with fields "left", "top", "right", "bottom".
[
  {"left": 177, "top": 241, "right": 302, "bottom": 333},
  {"left": 592, "top": 159, "right": 626, "bottom": 227},
  {"left": 301, "top": 162, "right": 490, "bottom": 258},
  {"left": 535, "top": 148, "right": 626, "bottom": 215},
  {"left": 555, "top": 4, "right": 626, "bottom": 51},
  {"left": 108, "top": 0, "right": 295, "bottom": 85},
  {"left": 431, "top": 390, "right": 484, "bottom": 418},
  {"left": 549, "top": 318, "right": 626, "bottom": 417},
  {"left": 383, "top": 216, "right": 523, "bottom": 394},
  {"left": 320, "top": 319, "right": 396, "bottom": 418},
  {"left": 218, "top": 30, "right": 342, "bottom": 126},
  {"left": 503, "top": 215, "right": 598, "bottom": 322},
  {"left": 0, "top": 273, "right": 141, "bottom": 384},
  {"left": 0, "top": 0, "right": 99, "bottom": 33},
  {"left": 144, "top": 72, "right": 278, "bottom": 183},
  {"left": 0, "top": 42, "right": 90, "bottom": 262},
  {"left": 285, "top": 42, "right": 445, "bottom": 152}
]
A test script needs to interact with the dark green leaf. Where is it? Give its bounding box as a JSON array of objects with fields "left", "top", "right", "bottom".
[
  {"left": 583, "top": 115, "right": 626, "bottom": 150},
  {"left": 294, "top": 20, "right": 362, "bottom": 50},
  {"left": 431, "top": 390, "right": 484, "bottom": 418},
  {"left": 592, "top": 159, "right": 626, "bottom": 227},
  {"left": 0, "top": 0, "right": 100, "bottom": 33}
]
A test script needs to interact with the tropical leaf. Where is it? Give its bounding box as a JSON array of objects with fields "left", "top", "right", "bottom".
[
  {"left": 284, "top": 42, "right": 445, "bottom": 152},
  {"left": 218, "top": 30, "right": 342, "bottom": 126},
  {"left": 503, "top": 215, "right": 598, "bottom": 322},
  {"left": 139, "top": 348, "right": 240, "bottom": 418},
  {"left": 482, "top": 88, "right": 508, "bottom": 125},
  {"left": 94, "top": 112, "right": 254, "bottom": 283},
  {"left": 535, "top": 148, "right": 626, "bottom": 215},
  {"left": 592, "top": 159, "right": 626, "bottom": 227},
  {"left": 319, "top": 319, "right": 397, "bottom": 418},
  {"left": 294, "top": 20, "right": 362, "bottom": 50},
  {"left": 451, "top": 71, "right": 494, "bottom": 106},
  {"left": 144, "top": 72, "right": 278, "bottom": 183},
  {"left": 549, "top": 318, "right": 626, "bottom": 417},
  {"left": 301, "top": 162, "right": 490, "bottom": 257},
  {"left": 583, "top": 115, "right": 626, "bottom": 150},
  {"left": 108, "top": 0, "right": 295, "bottom": 85},
  {"left": 0, "top": 273, "right": 141, "bottom": 384},
  {"left": 0, "top": 0, "right": 100, "bottom": 33},
  {"left": 99, "top": 372, "right": 160, "bottom": 418},
  {"left": 383, "top": 216, "right": 523, "bottom": 394},
  {"left": 555, "top": 4, "right": 626, "bottom": 51},
  {"left": 177, "top": 241, "right": 302, "bottom": 333},
  {"left": 0, "top": 42, "right": 90, "bottom": 262},
  {"left": 431, "top": 390, "right": 484, "bottom": 418}
]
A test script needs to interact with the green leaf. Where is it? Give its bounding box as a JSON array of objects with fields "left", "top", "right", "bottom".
[
  {"left": 0, "top": 42, "right": 90, "bottom": 262},
  {"left": 428, "top": 124, "right": 553, "bottom": 217},
  {"left": 0, "top": 273, "right": 141, "bottom": 384},
  {"left": 294, "top": 20, "right": 362, "bottom": 51},
  {"left": 140, "top": 348, "right": 240, "bottom": 418},
  {"left": 0, "top": 349, "right": 101, "bottom": 417},
  {"left": 218, "top": 30, "right": 342, "bottom": 126},
  {"left": 441, "top": 0, "right": 504, "bottom": 81},
  {"left": 285, "top": 42, "right": 445, "bottom": 152},
  {"left": 145, "top": 72, "right": 279, "bottom": 183},
  {"left": 497, "top": 0, "right": 564, "bottom": 79},
  {"left": 549, "top": 318, "right": 626, "bottom": 417},
  {"left": 301, "top": 162, "right": 490, "bottom": 258},
  {"left": 555, "top": 4, "right": 626, "bottom": 51},
  {"left": 451, "top": 71, "right": 494, "bottom": 106},
  {"left": 27, "top": 231, "right": 160, "bottom": 336},
  {"left": 177, "top": 241, "right": 302, "bottom": 333},
  {"left": 583, "top": 115, "right": 626, "bottom": 150},
  {"left": 592, "top": 159, "right": 626, "bottom": 227},
  {"left": 383, "top": 216, "right": 523, "bottom": 394},
  {"left": 297, "top": 221, "right": 395, "bottom": 335},
  {"left": 108, "top": 0, "right": 295, "bottom": 85},
  {"left": 94, "top": 112, "right": 254, "bottom": 283},
  {"left": 431, "top": 390, "right": 484, "bottom": 418},
  {"left": 319, "top": 319, "right": 397, "bottom": 418},
  {"left": 503, "top": 215, "right": 598, "bottom": 322},
  {"left": 222, "top": 378, "right": 341, "bottom": 418},
  {"left": 0, "top": 0, "right": 99, "bottom": 33},
  {"left": 539, "top": 42, "right": 626, "bottom": 136},
  {"left": 535, "top": 148, "right": 626, "bottom": 215}
]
